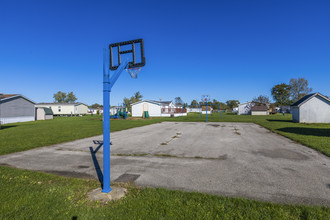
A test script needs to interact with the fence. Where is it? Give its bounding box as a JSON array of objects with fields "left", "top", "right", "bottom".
[{"left": 161, "top": 108, "right": 187, "bottom": 114}]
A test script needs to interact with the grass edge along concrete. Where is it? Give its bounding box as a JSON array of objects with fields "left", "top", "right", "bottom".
[{"left": 1, "top": 165, "right": 330, "bottom": 219}]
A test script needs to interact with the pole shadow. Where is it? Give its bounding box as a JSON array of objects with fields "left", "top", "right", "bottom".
[
  {"left": 0, "top": 125, "right": 17, "bottom": 130},
  {"left": 266, "top": 119, "right": 293, "bottom": 123},
  {"left": 89, "top": 145, "right": 103, "bottom": 187},
  {"left": 277, "top": 127, "right": 330, "bottom": 137}
]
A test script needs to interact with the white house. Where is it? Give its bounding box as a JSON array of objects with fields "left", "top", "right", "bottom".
[
  {"left": 238, "top": 102, "right": 256, "bottom": 115},
  {"left": 132, "top": 100, "right": 187, "bottom": 117},
  {"left": 0, "top": 94, "right": 35, "bottom": 124},
  {"left": 36, "top": 103, "right": 88, "bottom": 116},
  {"left": 291, "top": 93, "right": 330, "bottom": 123}
]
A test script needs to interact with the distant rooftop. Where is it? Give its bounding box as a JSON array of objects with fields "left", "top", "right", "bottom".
[
  {"left": 0, "top": 94, "right": 17, "bottom": 99},
  {"left": 37, "top": 102, "right": 87, "bottom": 106},
  {"left": 251, "top": 105, "right": 268, "bottom": 111}
]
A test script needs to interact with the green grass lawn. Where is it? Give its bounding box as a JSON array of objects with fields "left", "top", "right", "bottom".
[
  {"left": 0, "top": 114, "right": 329, "bottom": 218},
  {"left": 1, "top": 165, "right": 329, "bottom": 219},
  {"left": 0, "top": 116, "right": 164, "bottom": 155}
]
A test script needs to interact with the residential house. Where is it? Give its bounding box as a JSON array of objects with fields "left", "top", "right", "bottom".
[{"left": 36, "top": 103, "right": 88, "bottom": 116}]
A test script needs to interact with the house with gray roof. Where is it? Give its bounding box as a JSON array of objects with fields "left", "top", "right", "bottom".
[
  {"left": 36, "top": 103, "right": 88, "bottom": 116},
  {"left": 0, "top": 93, "right": 35, "bottom": 125},
  {"left": 251, "top": 105, "right": 269, "bottom": 115},
  {"left": 291, "top": 93, "right": 330, "bottom": 123}
]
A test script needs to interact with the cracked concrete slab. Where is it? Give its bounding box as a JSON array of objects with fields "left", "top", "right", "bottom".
[{"left": 0, "top": 122, "right": 329, "bottom": 206}]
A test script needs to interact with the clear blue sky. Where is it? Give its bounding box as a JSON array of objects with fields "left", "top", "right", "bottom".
[{"left": 1, "top": 0, "right": 329, "bottom": 106}]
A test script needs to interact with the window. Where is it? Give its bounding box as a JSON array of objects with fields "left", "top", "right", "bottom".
[{"left": 58, "top": 106, "right": 61, "bottom": 112}]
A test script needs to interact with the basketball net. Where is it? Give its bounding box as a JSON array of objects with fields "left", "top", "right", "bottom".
[{"left": 126, "top": 67, "right": 142, "bottom": 79}]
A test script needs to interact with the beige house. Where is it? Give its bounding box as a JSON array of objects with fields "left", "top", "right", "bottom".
[{"left": 36, "top": 103, "right": 88, "bottom": 116}]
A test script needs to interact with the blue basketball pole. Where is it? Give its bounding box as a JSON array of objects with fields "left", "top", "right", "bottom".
[
  {"left": 102, "top": 49, "right": 111, "bottom": 193},
  {"left": 102, "top": 49, "right": 129, "bottom": 193},
  {"left": 218, "top": 103, "right": 222, "bottom": 118}
]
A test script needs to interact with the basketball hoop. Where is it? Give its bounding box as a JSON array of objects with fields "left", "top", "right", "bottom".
[
  {"left": 126, "top": 67, "right": 142, "bottom": 79},
  {"left": 201, "top": 95, "right": 210, "bottom": 102}
]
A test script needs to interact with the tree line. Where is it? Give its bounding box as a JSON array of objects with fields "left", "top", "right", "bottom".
[{"left": 53, "top": 91, "right": 77, "bottom": 103}]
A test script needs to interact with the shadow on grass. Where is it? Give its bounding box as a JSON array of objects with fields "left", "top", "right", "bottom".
[
  {"left": 277, "top": 127, "right": 330, "bottom": 137},
  {"left": 267, "top": 119, "right": 293, "bottom": 123},
  {"left": 89, "top": 146, "right": 103, "bottom": 187},
  {"left": 0, "top": 125, "right": 17, "bottom": 130}
]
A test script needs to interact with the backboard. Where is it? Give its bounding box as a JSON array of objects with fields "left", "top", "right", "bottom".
[
  {"left": 109, "top": 39, "right": 146, "bottom": 70},
  {"left": 201, "top": 95, "right": 210, "bottom": 102}
]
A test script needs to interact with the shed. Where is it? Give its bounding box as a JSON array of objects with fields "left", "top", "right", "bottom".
[
  {"left": 291, "top": 93, "right": 330, "bottom": 123},
  {"left": 36, "top": 107, "right": 53, "bottom": 120},
  {"left": 201, "top": 106, "right": 212, "bottom": 114},
  {"left": 251, "top": 105, "right": 269, "bottom": 115},
  {"left": 0, "top": 94, "right": 35, "bottom": 124}
]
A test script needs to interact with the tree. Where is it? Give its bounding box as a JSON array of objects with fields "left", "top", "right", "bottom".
[
  {"left": 133, "top": 91, "right": 143, "bottom": 102},
  {"left": 289, "top": 78, "right": 312, "bottom": 102},
  {"left": 65, "top": 92, "right": 77, "bottom": 103},
  {"left": 190, "top": 100, "right": 198, "bottom": 107},
  {"left": 226, "top": 100, "right": 240, "bottom": 109},
  {"left": 53, "top": 91, "right": 67, "bottom": 103},
  {"left": 123, "top": 91, "right": 143, "bottom": 113},
  {"left": 271, "top": 83, "right": 291, "bottom": 106},
  {"left": 175, "top": 97, "right": 183, "bottom": 106},
  {"left": 53, "top": 91, "right": 77, "bottom": 103},
  {"left": 123, "top": 97, "right": 132, "bottom": 112},
  {"left": 253, "top": 95, "right": 270, "bottom": 105},
  {"left": 90, "top": 103, "right": 102, "bottom": 109}
]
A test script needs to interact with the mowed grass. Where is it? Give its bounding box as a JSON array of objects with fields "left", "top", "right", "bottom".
[
  {"left": 0, "top": 115, "right": 164, "bottom": 155},
  {"left": 0, "top": 113, "right": 329, "bottom": 156},
  {"left": 1, "top": 165, "right": 329, "bottom": 220}
]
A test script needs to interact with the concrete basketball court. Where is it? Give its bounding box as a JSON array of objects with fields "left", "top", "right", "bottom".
[{"left": 0, "top": 122, "right": 329, "bottom": 206}]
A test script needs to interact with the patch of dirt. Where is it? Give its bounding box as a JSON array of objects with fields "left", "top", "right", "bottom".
[
  {"left": 43, "top": 170, "right": 95, "bottom": 179},
  {"left": 208, "top": 124, "right": 220, "bottom": 127},
  {"left": 114, "top": 173, "right": 140, "bottom": 183},
  {"left": 256, "top": 149, "right": 309, "bottom": 160}
]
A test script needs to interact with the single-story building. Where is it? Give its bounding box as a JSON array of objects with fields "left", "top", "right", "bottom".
[
  {"left": 238, "top": 102, "right": 256, "bottom": 115},
  {"left": 36, "top": 107, "right": 53, "bottom": 120},
  {"left": 251, "top": 105, "right": 269, "bottom": 115},
  {"left": 0, "top": 93, "right": 35, "bottom": 124},
  {"left": 291, "top": 93, "right": 330, "bottom": 123},
  {"left": 36, "top": 103, "right": 88, "bottom": 116},
  {"left": 201, "top": 106, "right": 212, "bottom": 114},
  {"left": 132, "top": 100, "right": 187, "bottom": 117}
]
